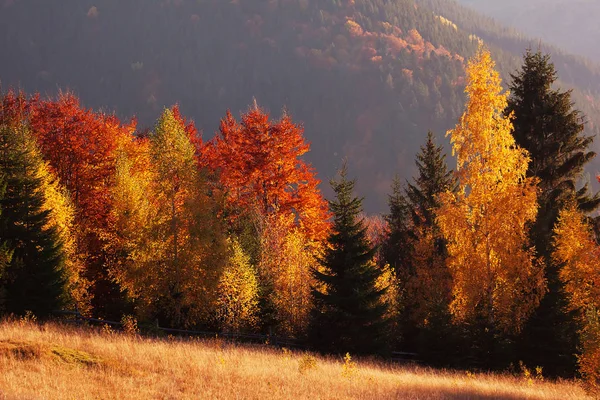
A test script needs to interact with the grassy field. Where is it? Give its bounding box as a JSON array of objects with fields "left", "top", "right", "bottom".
[{"left": 0, "top": 320, "right": 592, "bottom": 400}]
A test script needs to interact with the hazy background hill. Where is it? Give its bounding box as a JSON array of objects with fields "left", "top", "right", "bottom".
[
  {"left": 455, "top": 0, "right": 600, "bottom": 62},
  {"left": 0, "top": 0, "right": 598, "bottom": 211}
]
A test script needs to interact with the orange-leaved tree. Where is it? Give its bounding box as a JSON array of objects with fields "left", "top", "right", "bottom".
[
  {"left": 204, "top": 104, "right": 329, "bottom": 335},
  {"left": 0, "top": 89, "right": 37, "bottom": 128},
  {"left": 436, "top": 47, "right": 544, "bottom": 334},
  {"left": 30, "top": 92, "right": 133, "bottom": 227},
  {"left": 553, "top": 203, "right": 600, "bottom": 386},
  {"left": 204, "top": 104, "right": 329, "bottom": 242}
]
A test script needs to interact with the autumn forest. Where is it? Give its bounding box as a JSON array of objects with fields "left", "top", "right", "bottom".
[{"left": 1, "top": 40, "right": 600, "bottom": 393}]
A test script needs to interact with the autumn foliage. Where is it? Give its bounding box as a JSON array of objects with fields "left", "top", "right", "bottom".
[
  {"left": 110, "top": 108, "right": 227, "bottom": 327},
  {"left": 436, "top": 48, "right": 544, "bottom": 334},
  {"left": 553, "top": 204, "right": 600, "bottom": 386},
  {"left": 204, "top": 105, "right": 329, "bottom": 242},
  {"left": 0, "top": 44, "right": 599, "bottom": 386},
  {"left": 29, "top": 92, "right": 133, "bottom": 229}
]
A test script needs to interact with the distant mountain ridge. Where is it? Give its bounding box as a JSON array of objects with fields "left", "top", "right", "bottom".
[
  {"left": 0, "top": 0, "right": 598, "bottom": 211},
  {"left": 455, "top": 0, "right": 600, "bottom": 62}
]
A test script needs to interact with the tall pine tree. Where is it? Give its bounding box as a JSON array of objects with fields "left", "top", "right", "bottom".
[
  {"left": 383, "top": 131, "right": 456, "bottom": 363},
  {"left": 508, "top": 50, "right": 600, "bottom": 377},
  {"left": 0, "top": 123, "right": 67, "bottom": 317},
  {"left": 383, "top": 132, "right": 455, "bottom": 275},
  {"left": 310, "top": 165, "right": 388, "bottom": 355},
  {"left": 406, "top": 132, "right": 457, "bottom": 364},
  {"left": 382, "top": 176, "right": 412, "bottom": 275}
]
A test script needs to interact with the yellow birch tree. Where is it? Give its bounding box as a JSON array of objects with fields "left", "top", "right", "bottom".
[
  {"left": 436, "top": 47, "right": 544, "bottom": 334},
  {"left": 37, "top": 160, "right": 90, "bottom": 313}
]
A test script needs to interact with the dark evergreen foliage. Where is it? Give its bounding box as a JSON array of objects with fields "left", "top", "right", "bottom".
[
  {"left": 382, "top": 177, "right": 413, "bottom": 275},
  {"left": 508, "top": 50, "right": 600, "bottom": 377},
  {"left": 383, "top": 132, "right": 455, "bottom": 274},
  {"left": 406, "top": 131, "right": 457, "bottom": 229},
  {"left": 383, "top": 132, "right": 457, "bottom": 363},
  {"left": 310, "top": 165, "right": 389, "bottom": 355},
  {"left": 0, "top": 124, "right": 67, "bottom": 317},
  {"left": 0, "top": 176, "right": 12, "bottom": 280}
]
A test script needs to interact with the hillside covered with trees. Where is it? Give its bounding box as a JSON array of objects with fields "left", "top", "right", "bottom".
[
  {"left": 1, "top": 0, "right": 599, "bottom": 210},
  {"left": 455, "top": 0, "right": 600, "bottom": 62}
]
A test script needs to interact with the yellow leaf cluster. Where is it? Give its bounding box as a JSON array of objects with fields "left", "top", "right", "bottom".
[
  {"left": 553, "top": 204, "right": 600, "bottom": 312},
  {"left": 258, "top": 213, "right": 320, "bottom": 336},
  {"left": 19, "top": 129, "right": 92, "bottom": 313},
  {"left": 216, "top": 239, "right": 259, "bottom": 332},
  {"left": 553, "top": 203, "right": 600, "bottom": 387},
  {"left": 375, "top": 262, "right": 400, "bottom": 324}
]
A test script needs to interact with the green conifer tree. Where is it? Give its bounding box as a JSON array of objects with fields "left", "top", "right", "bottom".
[
  {"left": 405, "top": 131, "right": 457, "bottom": 364},
  {"left": 0, "top": 123, "right": 67, "bottom": 317},
  {"left": 406, "top": 131, "right": 456, "bottom": 229},
  {"left": 382, "top": 176, "right": 412, "bottom": 274},
  {"left": 310, "top": 164, "right": 389, "bottom": 355},
  {"left": 383, "top": 132, "right": 456, "bottom": 274},
  {"left": 383, "top": 132, "right": 456, "bottom": 363},
  {"left": 507, "top": 50, "right": 600, "bottom": 377}
]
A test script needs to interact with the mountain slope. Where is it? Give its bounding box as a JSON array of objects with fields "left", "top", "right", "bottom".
[
  {"left": 455, "top": 0, "right": 600, "bottom": 62},
  {"left": 0, "top": 0, "right": 598, "bottom": 211}
]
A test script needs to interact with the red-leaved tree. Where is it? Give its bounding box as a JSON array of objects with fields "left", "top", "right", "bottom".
[
  {"left": 204, "top": 104, "right": 329, "bottom": 242},
  {"left": 29, "top": 91, "right": 135, "bottom": 317}
]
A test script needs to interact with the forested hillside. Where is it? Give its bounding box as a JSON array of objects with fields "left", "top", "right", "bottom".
[
  {"left": 455, "top": 0, "right": 600, "bottom": 62},
  {"left": 0, "top": 0, "right": 599, "bottom": 210}
]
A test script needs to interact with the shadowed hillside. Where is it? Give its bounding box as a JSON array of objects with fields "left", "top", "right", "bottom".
[{"left": 0, "top": 0, "right": 598, "bottom": 210}]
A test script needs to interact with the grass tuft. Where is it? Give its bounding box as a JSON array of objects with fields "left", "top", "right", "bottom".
[
  {"left": 0, "top": 340, "right": 42, "bottom": 361},
  {"left": 50, "top": 346, "right": 102, "bottom": 366}
]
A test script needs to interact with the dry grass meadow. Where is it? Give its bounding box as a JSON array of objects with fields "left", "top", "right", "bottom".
[{"left": 0, "top": 319, "right": 593, "bottom": 400}]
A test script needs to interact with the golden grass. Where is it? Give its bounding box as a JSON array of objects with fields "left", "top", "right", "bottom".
[{"left": 0, "top": 320, "right": 592, "bottom": 400}]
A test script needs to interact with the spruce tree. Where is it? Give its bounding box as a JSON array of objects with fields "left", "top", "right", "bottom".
[
  {"left": 405, "top": 131, "right": 457, "bottom": 364},
  {"left": 383, "top": 132, "right": 455, "bottom": 273},
  {"left": 0, "top": 123, "right": 66, "bottom": 317},
  {"left": 405, "top": 131, "right": 456, "bottom": 230},
  {"left": 507, "top": 50, "right": 600, "bottom": 377},
  {"left": 383, "top": 132, "right": 456, "bottom": 358},
  {"left": 310, "top": 165, "right": 388, "bottom": 355},
  {"left": 382, "top": 176, "right": 412, "bottom": 275}
]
